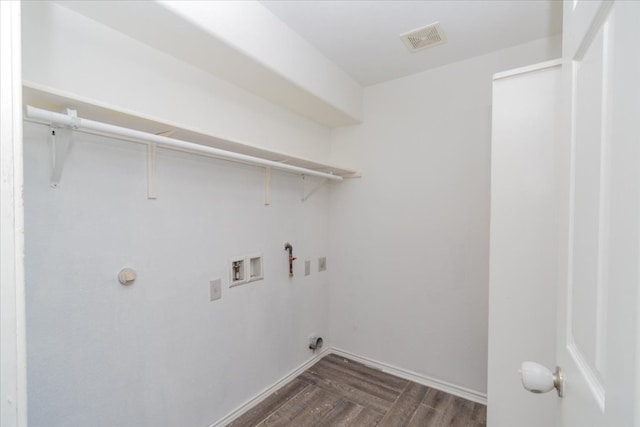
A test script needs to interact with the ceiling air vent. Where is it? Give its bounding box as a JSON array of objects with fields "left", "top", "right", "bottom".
[{"left": 400, "top": 22, "right": 447, "bottom": 52}]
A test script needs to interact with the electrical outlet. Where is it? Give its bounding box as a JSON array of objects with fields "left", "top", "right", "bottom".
[
  {"left": 305, "top": 260, "right": 311, "bottom": 276},
  {"left": 210, "top": 279, "right": 222, "bottom": 301},
  {"left": 318, "top": 257, "right": 327, "bottom": 272}
]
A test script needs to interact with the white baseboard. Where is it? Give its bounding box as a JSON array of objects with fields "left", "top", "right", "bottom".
[
  {"left": 329, "top": 348, "right": 487, "bottom": 405},
  {"left": 210, "top": 346, "right": 487, "bottom": 426},
  {"left": 208, "top": 348, "right": 329, "bottom": 427}
]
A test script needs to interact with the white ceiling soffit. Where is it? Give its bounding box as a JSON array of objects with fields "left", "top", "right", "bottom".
[
  {"left": 260, "top": 0, "right": 563, "bottom": 86},
  {"left": 54, "top": 0, "right": 363, "bottom": 128}
]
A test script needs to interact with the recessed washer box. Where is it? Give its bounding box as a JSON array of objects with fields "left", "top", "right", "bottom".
[
  {"left": 247, "top": 253, "right": 264, "bottom": 283},
  {"left": 230, "top": 254, "right": 264, "bottom": 287},
  {"left": 230, "top": 256, "right": 246, "bottom": 287}
]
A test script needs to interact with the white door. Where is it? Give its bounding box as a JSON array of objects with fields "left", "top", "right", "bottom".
[{"left": 557, "top": 0, "right": 640, "bottom": 425}]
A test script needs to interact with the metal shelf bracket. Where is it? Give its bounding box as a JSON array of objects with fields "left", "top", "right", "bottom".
[{"left": 302, "top": 176, "right": 329, "bottom": 202}]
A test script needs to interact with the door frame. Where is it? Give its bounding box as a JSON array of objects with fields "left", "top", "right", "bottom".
[{"left": 0, "top": 1, "right": 28, "bottom": 426}]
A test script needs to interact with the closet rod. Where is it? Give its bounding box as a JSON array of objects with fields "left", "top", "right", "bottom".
[{"left": 26, "top": 105, "right": 342, "bottom": 181}]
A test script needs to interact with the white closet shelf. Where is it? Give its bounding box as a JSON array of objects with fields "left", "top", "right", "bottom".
[{"left": 22, "top": 84, "right": 361, "bottom": 179}]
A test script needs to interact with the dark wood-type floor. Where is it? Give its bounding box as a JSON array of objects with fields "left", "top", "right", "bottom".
[{"left": 227, "top": 354, "right": 486, "bottom": 426}]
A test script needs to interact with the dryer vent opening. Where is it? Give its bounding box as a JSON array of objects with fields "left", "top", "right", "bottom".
[{"left": 309, "top": 336, "right": 323, "bottom": 352}]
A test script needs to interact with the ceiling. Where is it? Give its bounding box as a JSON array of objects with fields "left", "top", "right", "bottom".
[
  {"left": 260, "top": 0, "right": 563, "bottom": 86},
  {"left": 49, "top": 0, "right": 562, "bottom": 127}
]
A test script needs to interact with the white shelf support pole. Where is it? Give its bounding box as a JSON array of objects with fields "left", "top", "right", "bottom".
[
  {"left": 27, "top": 105, "right": 343, "bottom": 182},
  {"left": 147, "top": 143, "right": 157, "bottom": 200},
  {"left": 264, "top": 167, "right": 271, "bottom": 206}
]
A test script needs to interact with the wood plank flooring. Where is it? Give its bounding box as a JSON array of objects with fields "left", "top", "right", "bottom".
[{"left": 227, "top": 354, "right": 486, "bottom": 426}]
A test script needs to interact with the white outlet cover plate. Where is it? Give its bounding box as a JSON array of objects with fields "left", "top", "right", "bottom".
[
  {"left": 305, "top": 260, "right": 311, "bottom": 276},
  {"left": 318, "top": 257, "right": 327, "bottom": 272},
  {"left": 210, "top": 279, "right": 222, "bottom": 301}
]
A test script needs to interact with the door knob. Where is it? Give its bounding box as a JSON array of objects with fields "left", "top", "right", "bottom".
[{"left": 520, "top": 361, "right": 564, "bottom": 397}]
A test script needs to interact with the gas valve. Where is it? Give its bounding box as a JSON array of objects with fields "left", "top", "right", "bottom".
[{"left": 284, "top": 242, "right": 296, "bottom": 277}]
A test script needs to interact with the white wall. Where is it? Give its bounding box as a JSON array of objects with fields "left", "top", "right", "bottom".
[
  {"left": 22, "top": 1, "right": 332, "bottom": 163},
  {"left": 22, "top": 2, "right": 335, "bottom": 426},
  {"left": 328, "top": 35, "right": 561, "bottom": 395},
  {"left": 23, "top": 122, "right": 331, "bottom": 427}
]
